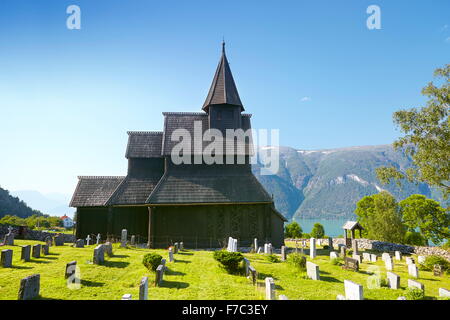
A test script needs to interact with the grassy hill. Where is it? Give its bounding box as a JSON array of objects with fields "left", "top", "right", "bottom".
[
  {"left": 253, "top": 145, "right": 447, "bottom": 220},
  {"left": 0, "top": 186, "right": 43, "bottom": 219},
  {"left": 0, "top": 240, "right": 448, "bottom": 300}
]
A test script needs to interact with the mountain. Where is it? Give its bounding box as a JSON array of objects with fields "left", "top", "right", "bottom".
[
  {"left": 0, "top": 187, "right": 43, "bottom": 219},
  {"left": 253, "top": 145, "right": 447, "bottom": 220},
  {"left": 10, "top": 190, "right": 74, "bottom": 217}
]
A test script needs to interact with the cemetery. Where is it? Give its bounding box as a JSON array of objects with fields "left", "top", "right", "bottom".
[{"left": 0, "top": 235, "right": 449, "bottom": 300}]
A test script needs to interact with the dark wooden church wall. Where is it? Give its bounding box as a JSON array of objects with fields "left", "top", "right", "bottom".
[
  {"left": 76, "top": 207, "right": 108, "bottom": 239},
  {"left": 112, "top": 207, "right": 149, "bottom": 240}
]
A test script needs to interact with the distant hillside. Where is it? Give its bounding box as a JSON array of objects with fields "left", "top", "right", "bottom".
[
  {"left": 253, "top": 145, "right": 447, "bottom": 220},
  {"left": 0, "top": 186, "right": 43, "bottom": 219},
  {"left": 10, "top": 190, "right": 74, "bottom": 217}
]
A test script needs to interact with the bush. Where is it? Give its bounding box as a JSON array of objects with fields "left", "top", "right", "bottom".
[
  {"left": 213, "top": 250, "right": 244, "bottom": 274},
  {"left": 404, "top": 288, "right": 425, "bottom": 300},
  {"left": 287, "top": 253, "right": 307, "bottom": 271},
  {"left": 331, "top": 257, "right": 343, "bottom": 266},
  {"left": 285, "top": 221, "right": 302, "bottom": 239},
  {"left": 404, "top": 231, "right": 427, "bottom": 246},
  {"left": 419, "top": 255, "right": 450, "bottom": 273},
  {"left": 266, "top": 254, "right": 280, "bottom": 263},
  {"left": 322, "top": 245, "right": 330, "bottom": 250},
  {"left": 142, "top": 253, "right": 163, "bottom": 272},
  {"left": 311, "top": 223, "right": 325, "bottom": 239}
]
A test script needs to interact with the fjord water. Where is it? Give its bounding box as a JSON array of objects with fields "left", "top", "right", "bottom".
[{"left": 293, "top": 218, "right": 348, "bottom": 237}]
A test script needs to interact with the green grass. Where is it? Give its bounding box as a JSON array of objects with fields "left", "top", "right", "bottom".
[{"left": 0, "top": 240, "right": 448, "bottom": 300}]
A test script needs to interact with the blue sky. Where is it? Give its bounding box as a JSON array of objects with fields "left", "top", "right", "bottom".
[{"left": 0, "top": 0, "right": 449, "bottom": 195}]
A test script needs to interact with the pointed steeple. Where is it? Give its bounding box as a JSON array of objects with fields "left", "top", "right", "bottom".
[{"left": 202, "top": 42, "right": 244, "bottom": 112}]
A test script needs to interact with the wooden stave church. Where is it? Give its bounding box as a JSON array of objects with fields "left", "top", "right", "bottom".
[{"left": 70, "top": 44, "right": 287, "bottom": 248}]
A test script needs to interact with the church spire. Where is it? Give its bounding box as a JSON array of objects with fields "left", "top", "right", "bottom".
[{"left": 202, "top": 42, "right": 244, "bottom": 112}]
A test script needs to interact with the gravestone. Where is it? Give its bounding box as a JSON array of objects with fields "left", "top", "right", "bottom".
[
  {"left": 174, "top": 242, "right": 179, "bottom": 254},
  {"left": 168, "top": 248, "right": 174, "bottom": 262},
  {"left": 362, "top": 252, "right": 371, "bottom": 262},
  {"left": 75, "top": 239, "right": 84, "bottom": 248},
  {"left": 45, "top": 236, "right": 52, "bottom": 247},
  {"left": 32, "top": 244, "right": 41, "bottom": 258},
  {"left": 253, "top": 238, "right": 258, "bottom": 253},
  {"left": 65, "top": 261, "right": 77, "bottom": 279},
  {"left": 408, "top": 279, "right": 424, "bottom": 291},
  {"left": 382, "top": 252, "right": 390, "bottom": 261},
  {"left": 249, "top": 266, "right": 257, "bottom": 285},
  {"left": 130, "top": 235, "right": 135, "bottom": 246},
  {"left": 264, "top": 243, "right": 272, "bottom": 254},
  {"left": 265, "top": 277, "right": 275, "bottom": 300},
  {"left": 281, "top": 246, "right": 286, "bottom": 261},
  {"left": 54, "top": 234, "right": 64, "bottom": 246},
  {"left": 180, "top": 242, "right": 184, "bottom": 250},
  {"left": 344, "top": 280, "right": 364, "bottom": 300},
  {"left": 397, "top": 296, "right": 407, "bottom": 300},
  {"left": 351, "top": 239, "right": 359, "bottom": 255},
  {"left": 330, "top": 251, "right": 338, "bottom": 260},
  {"left": 385, "top": 256, "right": 394, "bottom": 271},
  {"left": 336, "top": 295, "right": 346, "bottom": 300},
  {"left": 3, "top": 227, "right": 14, "bottom": 245},
  {"left": 279, "top": 295, "right": 289, "bottom": 300},
  {"left": 433, "top": 264, "right": 443, "bottom": 277},
  {"left": 439, "top": 288, "right": 450, "bottom": 298},
  {"left": 96, "top": 233, "right": 101, "bottom": 245},
  {"left": 21, "top": 245, "right": 31, "bottom": 262},
  {"left": 1, "top": 249, "right": 13, "bottom": 267},
  {"left": 387, "top": 272, "right": 400, "bottom": 289},
  {"left": 41, "top": 244, "right": 49, "bottom": 255},
  {"left": 328, "top": 237, "right": 333, "bottom": 249},
  {"left": 405, "top": 257, "right": 415, "bottom": 265},
  {"left": 120, "top": 229, "right": 127, "bottom": 247},
  {"left": 310, "top": 238, "right": 316, "bottom": 259},
  {"left": 160, "top": 258, "right": 167, "bottom": 271},
  {"left": 85, "top": 235, "right": 91, "bottom": 246},
  {"left": 18, "top": 274, "right": 40, "bottom": 300},
  {"left": 408, "top": 264, "right": 419, "bottom": 278},
  {"left": 104, "top": 242, "right": 113, "bottom": 257},
  {"left": 370, "top": 254, "right": 377, "bottom": 262},
  {"left": 418, "top": 256, "right": 426, "bottom": 264},
  {"left": 343, "top": 257, "right": 359, "bottom": 271},
  {"left": 339, "top": 245, "right": 346, "bottom": 258},
  {"left": 352, "top": 254, "right": 362, "bottom": 264},
  {"left": 122, "top": 294, "right": 132, "bottom": 300},
  {"left": 257, "top": 247, "right": 262, "bottom": 254},
  {"left": 155, "top": 265, "right": 164, "bottom": 287},
  {"left": 243, "top": 258, "right": 250, "bottom": 276},
  {"left": 139, "top": 276, "right": 148, "bottom": 300},
  {"left": 93, "top": 245, "right": 104, "bottom": 265},
  {"left": 395, "top": 251, "right": 402, "bottom": 261},
  {"left": 306, "top": 261, "right": 320, "bottom": 280}
]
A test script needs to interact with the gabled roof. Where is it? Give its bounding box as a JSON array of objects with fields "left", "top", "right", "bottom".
[
  {"left": 202, "top": 42, "right": 244, "bottom": 112},
  {"left": 70, "top": 176, "right": 125, "bottom": 207},
  {"left": 161, "top": 112, "right": 254, "bottom": 156},
  {"left": 125, "top": 131, "right": 163, "bottom": 158},
  {"left": 106, "top": 176, "right": 161, "bottom": 205},
  {"left": 342, "top": 221, "right": 364, "bottom": 230}
]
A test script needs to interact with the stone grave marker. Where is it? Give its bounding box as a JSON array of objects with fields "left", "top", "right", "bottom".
[
  {"left": 281, "top": 246, "right": 286, "bottom": 261},
  {"left": 93, "top": 245, "right": 104, "bottom": 265},
  {"left": 352, "top": 239, "right": 359, "bottom": 255},
  {"left": 328, "top": 237, "right": 333, "bottom": 249},
  {"left": 3, "top": 227, "right": 14, "bottom": 246},
  {"left": 96, "top": 233, "right": 101, "bottom": 245},
  {"left": 253, "top": 238, "right": 258, "bottom": 253},
  {"left": 139, "top": 276, "right": 148, "bottom": 300},
  {"left": 65, "top": 261, "right": 77, "bottom": 279},
  {"left": 243, "top": 258, "right": 250, "bottom": 276},
  {"left": 407, "top": 279, "right": 424, "bottom": 291},
  {"left": 257, "top": 247, "right": 262, "bottom": 254},
  {"left": 104, "top": 242, "right": 113, "bottom": 257},
  {"left": 408, "top": 264, "right": 419, "bottom": 278},
  {"left": 86, "top": 235, "right": 91, "bottom": 246},
  {"left": 1, "top": 249, "right": 13, "bottom": 267},
  {"left": 279, "top": 295, "right": 289, "bottom": 300},
  {"left": 122, "top": 294, "right": 132, "bottom": 300},
  {"left": 75, "top": 239, "right": 84, "bottom": 248},
  {"left": 385, "top": 256, "right": 394, "bottom": 271},
  {"left": 18, "top": 274, "right": 40, "bottom": 300},
  {"left": 433, "top": 264, "right": 443, "bottom": 277},
  {"left": 130, "top": 235, "right": 135, "bottom": 246},
  {"left": 382, "top": 252, "right": 390, "bottom": 261},
  {"left": 21, "top": 245, "right": 31, "bottom": 262},
  {"left": 406, "top": 257, "right": 415, "bottom": 265},
  {"left": 344, "top": 280, "right": 364, "bottom": 300},
  {"left": 54, "top": 234, "right": 64, "bottom": 246},
  {"left": 174, "top": 242, "right": 179, "bottom": 254},
  {"left": 310, "top": 238, "right": 316, "bottom": 259},
  {"left": 249, "top": 266, "right": 257, "bottom": 285},
  {"left": 330, "top": 251, "right": 338, "bottom": 260},
  {"left": 168, "top": 248, "right": 174, "bottom": 262},
  {"left": 387, "top": 272, "right": 400, "bottom": 289},
  {"left": 45, "top": 236, "right": 52, "bottom": 247},
  {"left": 439, "top": 288, "right": 450, "bottom": 298},
  {"left": 362, "top": 252, "right": 371, "bottom": 262},
  {"left": 306, "top": 261, "right": 320, "bottom": 280},
  {"left": 155, "top": 264, "right": 164, "bottom": 286},
  {"left": 352, "top": 254, "right": 362, "bottom": 264},
  {"left": 180, "top": 242, "right": 184, "bottom": 250},
  {"left": 370, "top": 254, "right": 377, "bottom": 262},
  {"left": 395, "top": 251, "right": 402, "bottom": 261},
  {"left": 265, "top": 277, "right": 275, "bottom": 300},
  {"left": 343, "top": 257, "right": 359, "bottom": 271},
  {"left": 120, "top": 229, "right": 127, "bottom": 247},
  {"left": 32, "top": 244, "right": 41, "bottom": 258},
  {"left": 41, "top": 244, "right": 49, "bottom": 255},
  {"left": 339, "top": 245, "right": 346, "bottom": 258}
]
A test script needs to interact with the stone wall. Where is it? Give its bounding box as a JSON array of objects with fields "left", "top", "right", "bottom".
[
  {"left": 0, "top": 225, "right": 75, "bottom": 244},
  {"left": 286, "top": 237, "right": 450, "bottom": 262}
]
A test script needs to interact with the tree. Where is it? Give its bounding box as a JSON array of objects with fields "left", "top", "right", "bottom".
[
  {"left": 376, "top": 64, "right": 449, "bottom": 198},
  {"left": 355, "top": 191, "right": 406, "bottom": 243},
  {"left": 284, "top": 221, "right": 302, "bottom": 238},
  {"left": 399, "top": 194, "right": 450, "bottom": 244},
  {"left": 311, "top": 223, "right": 325, "bottom": 239}
]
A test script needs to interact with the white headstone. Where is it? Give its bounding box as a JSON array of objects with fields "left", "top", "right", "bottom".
[
  {"left": 265, "top": 277, "right": 275, "bottom": 300},
  {"left": 385, "top": 257, "right": 394, "bottom": 271},
  {"left": 418, "top": 256, "right": 426, "bottom": 264},
  {"left": 407, "top": 279, "right": 424, "bottom": 291},
  {"left": 386, "top": 272, "right": 400, "bottom": 289},
  {"left": 370, "top": 254, "right": 377, "bottom": 262},
  {"left": 121, "top": 294, "right": 132, "bottom": 300},
  {"left": 362, "top": 252, "right": 371, "bottom": 262},
  {"left": 394, "top": 251, "right": 402, "bottom": 261},
  {"left": 382, "top": 252, "right": 390, "bottom": 261},
  {"left": 139, "top": 277, "right": 148, "bottom": 300},
  {"left": 353, "top": 254, "right": 362, "bottom": 264},
  {"left": 279, "top": 295, "right": 289, "bottom": 300},
  {"left": 406, "top": 257, "right": 414, "bottom": 265},
  {"left": 344, "top": 280, "right": 364, "bottom": 300},
  {"left": 439, "top": 288, "right": 450, "bottom": 298},
  {"left": 257, "top": 247, "right": 262, "bottom": 254},
  {"left": 96, "top": 233, "right": 101, "bottom": 245},
  {"left": 120, "top": 229, "right": 127, "bottom": 247},
  {"left": 330, "top": 251, "right": 338, "bottom": 259},
  {"left": 86, "top": 235, "right": 92, "bottom": 246},
  {"left": 306, "top": 261, "right": 320, "bottom": 280},
  {"left": 253, "top": 238, "right": 258, "bottom": 252},
  {"left": 408, "top": 264, "right": 419, "bottom": 278},
  {"left": 310, "top": 238, "right": 316, "bottom": 259},
  {"left": 168, "top": 248, "right": 174, "bottom": 262}
]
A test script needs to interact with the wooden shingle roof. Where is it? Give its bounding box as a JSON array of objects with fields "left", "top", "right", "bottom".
[
  {"left": 106, "top": 176, "right": 161, "bottom": 205},
  {"left": 70, "top": 176, "right": 125, "bottom": 207},
  {"left": 125, "top": 131, "right": 163, "bottom": 158}
]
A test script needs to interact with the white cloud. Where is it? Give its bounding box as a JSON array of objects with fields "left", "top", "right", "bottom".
[{"left": 300, "top": 96, "right": 311, "bottom": 102}]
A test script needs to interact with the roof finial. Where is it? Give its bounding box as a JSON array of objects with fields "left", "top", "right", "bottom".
[{"left": 222, "top": 38, "right": 225, "bottom": 54}]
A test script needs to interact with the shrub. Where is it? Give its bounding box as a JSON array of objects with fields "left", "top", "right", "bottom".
[
  {"left": 287, "top": 253, "right": 307, "bottom": 271},
  {"left": 213, "top": 250, "right": 244, "bottom": 274},
  {"left": 142, "top": 253, "right": 163, "bottom": 272},
  {"left": 404, "top": 288, "right": 425, "bottom": 300},
  {"left": 266, "top": 254, "right": 280, "bottom": 263},
  {"left": 284, "top": 221, "right": 302, "bottom": 239},
  {"left": 311, "top": 223, "right": 325, "bottom": 239},
  {"left": 404, "top": 231, "right": 427, "bottom": 246},
  {"left": 419, "top": 255, "right": 450, "bottom": 273},
  {"left": 322, "top": 245, "right": 330, "bottom": 250},
  {"left": 331, "top": 257, "right": 343, "bottom": 266}
]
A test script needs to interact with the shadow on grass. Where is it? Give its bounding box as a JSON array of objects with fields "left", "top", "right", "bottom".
[
  {"left": 11, "top": 265, "right": 33, "bottom": 270},
  {"left": 41, "top": 256, "right": 58, "bottom": 260},
  {"left": 81, "top": 279, "right": 105, "bottom": 287},
  {"left": 178, "top": 252, "right": 194, "bottom": 256},
  {"left": 320, "top": 276, "right": 342, "bottom": 283},
  {"left": 111, "top": 254, "right": 129, "bottom": 258},
  {"left": 165, "top": 269, "right": 186, "bottom": 276},
  {"left": 174, "top": 259, "right": 191, "bottom": 264},
  {"left": 47, "top": 252, "right": 60, "bottom": 256},
  {"left": 258, "top": 272, "right": 278, "bottom": 280},
  {"left": 30, "top": 260, "right": 51, "bottom": 264},
  {"left": 160, "top": 280, "right": 189, "bottom": 289},
  {"left": 103, "top": 260, "right": 130, "bottom": 268},
  {"left": 38, "top": 296, "right": 63, "bottom": 300}
]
